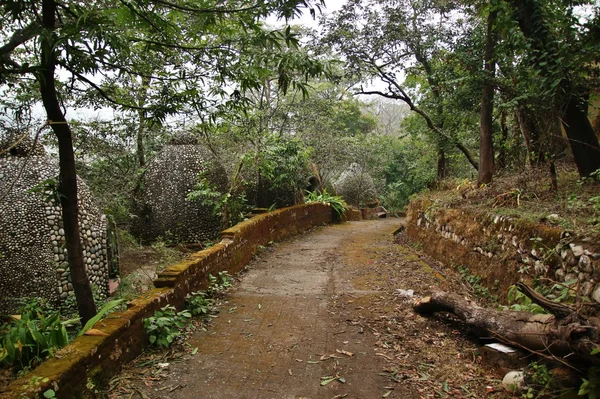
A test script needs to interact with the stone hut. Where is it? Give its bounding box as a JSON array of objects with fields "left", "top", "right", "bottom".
[
  {"left": 132, "top": 133, "right": 228, "bottom": 244},
  {"left": 334, "top": 163, "right": 377, "bottom": 208},
  {"left": 0, "top": 135, "right": 112, "bottom": 313}
]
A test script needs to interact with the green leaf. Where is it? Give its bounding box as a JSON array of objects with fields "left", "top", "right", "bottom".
[{"left": 79, "top": 299, "right": 124, "bottom": 336}]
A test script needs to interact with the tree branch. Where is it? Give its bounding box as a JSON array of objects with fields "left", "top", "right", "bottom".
[
  {"left": 0, "top": 23, "right": 38, "bottom": 57},
  {"left": 152, "top": 0, "right": 262, "bottom": 14},
  {"left": 58, "top": 61, "right": 148, "bottom": 111}
]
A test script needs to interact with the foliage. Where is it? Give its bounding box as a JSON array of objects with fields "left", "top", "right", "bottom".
[
  {"left": 457, "top": 265, "right": 498, "bottom": 303},
  {"left": 381, "top": 132, "right": 438, "bottom": 211},
  {"left": 43, "top": 389, "right": 57, "bottom": 398},
  {"left": 78, "top": 299, "right": 124, "bottom": 337},
  {"left": 185, "top": 291, "right": 214, "bottom": 318},
  {"left": 144, "top": 270, "right": 234, "bottom": 347},
  {"left": 505, "top": 285, "right": 547, "bottom": 314},
  {"left": 207, "top": 272, "right": 233, "bottom": 296},
  {"left": 143, "top": 305, "right": 191, "bottom": 348},
  {"left": 186, "top": 170, "right": 250, "bottom": 229},
  {"left": 321, "top": 0, "right": 482, "bottom": 174},
  {"left": 522, "top": 362, "right": 553, "bottom": 399},
  {"left": 580, "top": 367, "right": 600, "bottom": 399},
  {"left": 334, "top": 163, "right": 378, "bottom": 207},
  {"left": 0, "top": 299, "right": 73, "bottom": 370},
  {"left": 245, "top": 134, "right": 312, "bottom": 208},
  {"left": 305, "top": 189, "right": 347, "bottom": 219},
  {"left": 27, "top": 178, "right": 63, "bottom": 206}
]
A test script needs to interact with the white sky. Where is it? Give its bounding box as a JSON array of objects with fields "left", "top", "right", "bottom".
[
  {"left": 20, "top": 0, "right": 350, "bottom": 129},
  {"left": 266, "top": 0, "right": 347, "bottom": 28}
]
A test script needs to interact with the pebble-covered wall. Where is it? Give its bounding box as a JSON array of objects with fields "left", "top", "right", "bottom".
[
  {"left": 406, "top": 199, "right": 600, "bottom": 302},
  {"left": 132, "top": 133, "right": 228, "bottom": 244},
  {"left": 334, "top": 163, "right": 377, "bottom": 207},
  {"left": 0, "top": 137, "right": 111, "bottom": 313}
]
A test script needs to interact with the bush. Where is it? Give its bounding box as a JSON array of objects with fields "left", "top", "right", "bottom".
[
  {"left": 0, "top": 299, "right": 73, "bottom": 370},
  {"left": 143, "top": 305, "right": 191, "bottom": 348}
]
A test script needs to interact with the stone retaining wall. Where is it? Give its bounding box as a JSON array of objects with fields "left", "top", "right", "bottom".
[
  {"left": 406, "top": 199, "right": 600, "bottom": 301},
  {"left": 1, "top": 203, "right": 335, "bottom": 399}
]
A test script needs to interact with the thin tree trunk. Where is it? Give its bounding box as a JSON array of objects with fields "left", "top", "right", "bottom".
[
  {"left": 136, "top": 76, "right": 151, "bottom": 168},
  {"left": 137, "top": 110, "right": 146, "bottom": 168},
  {"left": 497, "top": 110, "right": 508, "bottom": 169},
  {"left": 515, "top": 107, "right": 544, "bottom": 166},
  {"left": 550, "top": 160, "right": 558, "bottom": 193},
  {"left": 40, "top": 0, "right": 97, "bottom": 324},
  {"left": 478, "top": 5, "right": 497, "bottom": 185},
  {"left": 437, "top": 147, "right": 449, "bottom": 179}
]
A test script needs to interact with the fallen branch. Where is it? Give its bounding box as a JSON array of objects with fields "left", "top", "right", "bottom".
[{"left": 413, "top": 290, "right": 600, "bottom": 367}]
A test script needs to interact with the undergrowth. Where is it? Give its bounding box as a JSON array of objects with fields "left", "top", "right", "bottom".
[
  {"left": 456, "top": 265, "right": 498, "bottom": 303},
  {"left": 0, "top": 298, "right": 122, "bottom": 373},
  {"left": 143, "top": 271, "right": 233, "bottom": 348}
]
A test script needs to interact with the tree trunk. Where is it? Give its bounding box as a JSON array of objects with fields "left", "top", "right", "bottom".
[
  {"left": 497, "top": 110, "right": 508, "bottom": 170},
  {"left": 515, "top": 106, "right": 544, "bottom": 166},
  {"left": 562, "top": 93, "right": 600, "bottom": 177},
  {"left": 437, "top": 147, "right": 449, "bottom": 180},
  {"left": 550, "top": 160, "right": 558, "bottom": 193},
  {"left": 509, "top": 0, "right": 600, "bottom": 177},
  {"left": 478, "top": 5, "right": 497, "bottom": 185},
  {"left": 136, "top": 76, "right": 151, "bottom": 168},
  {"left": 414, "top": 290, "right": 600, "bottom": 367},
  {"left": 39, "top": 0, "right": 97, "bottom": 324},
  {"left": 137, "top": 110, "right": 146, "bottom": 168}
]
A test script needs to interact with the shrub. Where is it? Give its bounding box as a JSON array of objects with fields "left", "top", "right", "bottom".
[
  {"left": 143, "top": 305, "right": 191, "bottom": 348},
  {"left": 305, "top": 189, "right": 348, "bottom": 220},
  {"left": 0, "top": 300, "right": 73, "bottom": 370}
]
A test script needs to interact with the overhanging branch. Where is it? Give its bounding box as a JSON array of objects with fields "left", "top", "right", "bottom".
[
  {"left": 58, "top": 61, "right": 148, "bottom": 111},
  {"left": 357, "top": 61, "right": 480, "bottom": 170},
  {"left": 0, "top": 23, "right": 38, "bottom": 57}
]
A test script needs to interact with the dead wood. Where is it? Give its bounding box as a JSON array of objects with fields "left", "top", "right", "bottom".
[{"left": 413, "top": 290, "right": 600, "bottom": 367}]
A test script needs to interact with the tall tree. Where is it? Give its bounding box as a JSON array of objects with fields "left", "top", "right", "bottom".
[
  {"left": 478, "top": 2, "right": 498, "bottom": 185},
  {"left": 507, "top": 0, "right": 600, "bottom": 177},
  {"left": 321, "top": 0, "right": 481, "bottom": 175},
  {"left": 38, "top": 0, "right": 97, "bottom": 321},
  {"left": 0, "top": 0, "right": 325, "bottom": 323}
]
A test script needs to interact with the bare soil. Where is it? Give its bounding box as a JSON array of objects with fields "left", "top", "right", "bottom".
[{"left": 107, "top": 219, "right": 515, "bottom": 399}]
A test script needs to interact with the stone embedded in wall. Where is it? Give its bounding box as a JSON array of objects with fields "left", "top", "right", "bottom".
[
  {"left": 132, "top": 133, "right": 228, "bottom": 244},
  {"left": 411, "top": 205, "right": 600, "bottom": 302},
  {"left": 0, "top": 137, "right": 111, "bottom": 313}
]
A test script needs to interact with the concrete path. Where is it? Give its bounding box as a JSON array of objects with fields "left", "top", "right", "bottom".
[{"left": 114, "top": 219, "right": 509, "bottom": 399}]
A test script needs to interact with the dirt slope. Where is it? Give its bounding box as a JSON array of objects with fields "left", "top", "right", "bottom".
[{"left": 110, "top": 219, "right": 513, "bottom": 399}]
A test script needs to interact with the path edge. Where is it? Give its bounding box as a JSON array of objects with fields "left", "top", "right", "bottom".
[{"left": 1, "top": 203, "right": 337, "bottom": 399}]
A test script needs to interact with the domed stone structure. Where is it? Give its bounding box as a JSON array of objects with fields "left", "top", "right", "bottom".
[
  {"left": 334, "top": 163, "right": 377, "bottom": 207},
  {"left": 132, "top": 133, "right": 228, "bottom": 244},
  {"left": 0, "top": 134, "right": 112, "bottom": 313}
]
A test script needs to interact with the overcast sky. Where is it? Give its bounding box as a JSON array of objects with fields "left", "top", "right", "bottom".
[{"left": 17, "top": 0, "right": 350, "bottom": 131}]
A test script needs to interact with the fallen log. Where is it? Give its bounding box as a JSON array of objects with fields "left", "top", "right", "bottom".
[{"left": 413, "top": 290, "right": 600, "bottom": 368}]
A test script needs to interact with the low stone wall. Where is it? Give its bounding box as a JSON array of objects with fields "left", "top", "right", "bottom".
[
  {"left": 406, "top": 199, "right": 600, "bottom": 301},
  {"left": 345, "top": 208, "right": 363, "bottom": 221},
  {"left": 1, "top": 203, "right": 334, "bottom": 399}
]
